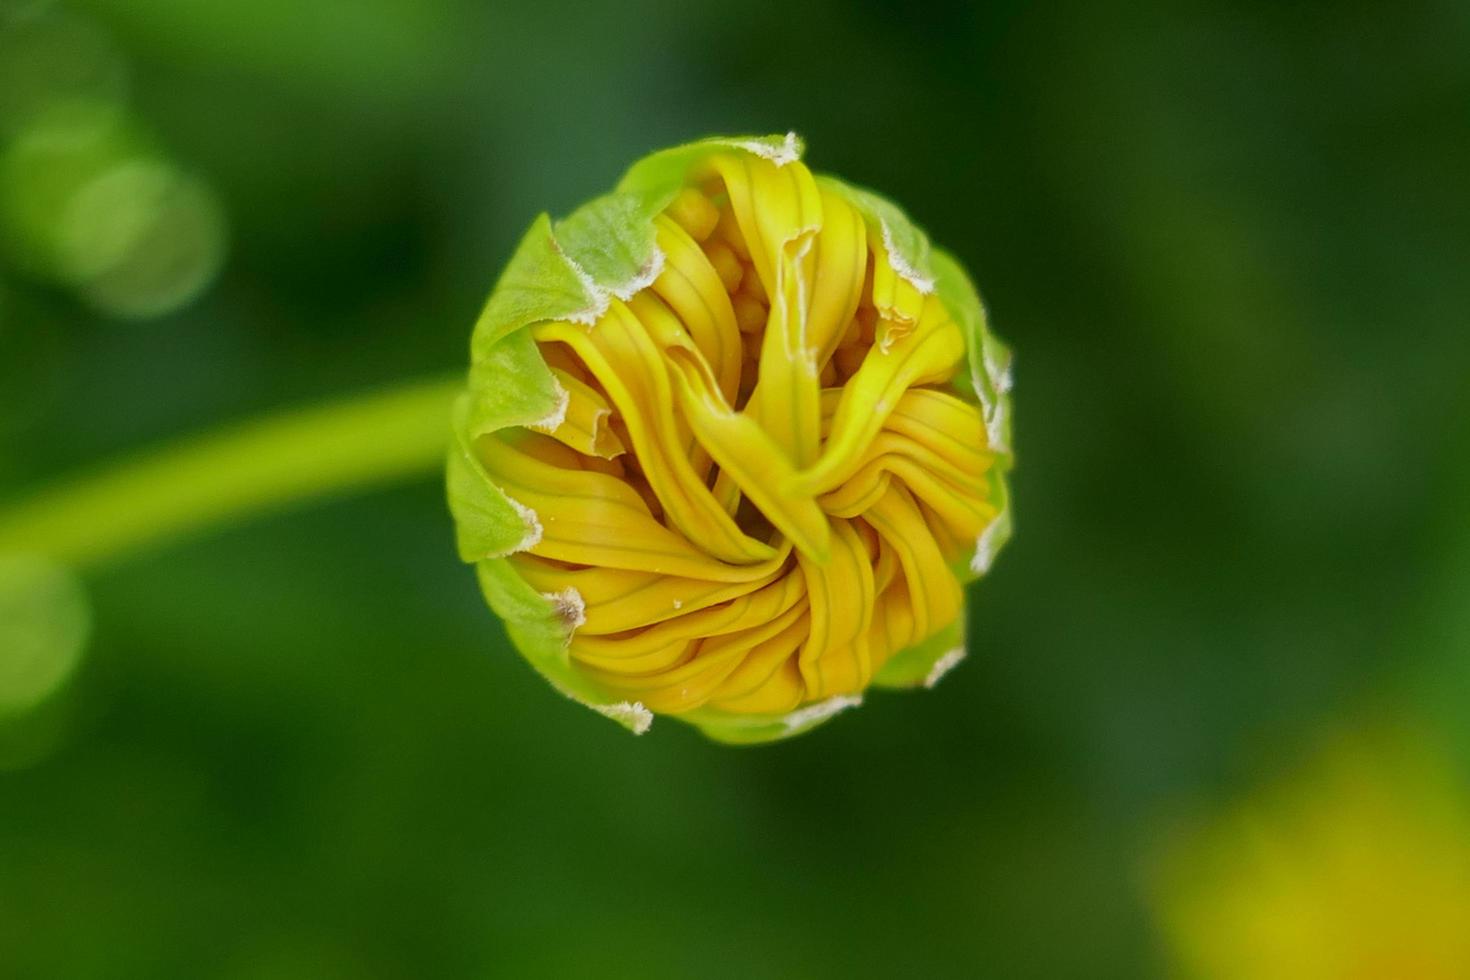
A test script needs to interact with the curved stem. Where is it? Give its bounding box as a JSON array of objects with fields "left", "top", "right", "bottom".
[{"left": 0, "top": 375, "right": 461, "bottom": 572}]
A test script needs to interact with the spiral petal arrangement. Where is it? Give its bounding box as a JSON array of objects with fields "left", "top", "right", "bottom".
[{"left": 448, "top": 135, "right": 1012, "bottom": 742}]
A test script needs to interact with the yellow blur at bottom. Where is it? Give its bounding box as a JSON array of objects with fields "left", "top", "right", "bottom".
[{"left": 1149, "top": 730, "right": 1470, "bottom": 980}]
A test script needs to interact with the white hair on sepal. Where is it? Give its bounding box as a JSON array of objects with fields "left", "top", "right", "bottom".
[
  {"left": 924, "top": 647, "right": 967, "bottom": 689},
  {"left": 880, "top": 219, "right": 936, "bottom": 294},
  {"left": 500, "top": 494, "right": 543, "bottom": 556},
  {"left": 592, "top": 700, "right": 653, "bottom": 735},
  {"left": 554, "top": 236, "right": 667, "bottom": 325},
  {"left": 970, "top": 509, "right": 1010, "bottom": 576},
  {"left": 733, "top": 131, "right": 802, "bottom": 168},
  {"left": 543, "top": 587, "right": 586, "bottom": 638},
  {"left": 781, "top": 695, "right": 863, "bottom": 733},
  {"left": 527, "top": 376, "right": 570, "bottom": 434},
  {"left": 609, "top": 247, "right": 666, "bottom": 301}
]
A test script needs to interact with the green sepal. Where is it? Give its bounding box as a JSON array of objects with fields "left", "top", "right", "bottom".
[
  {"left": 462, "top": 327, "right": 563, "bottom": 438},
  {"left": 930, "top": 247, "right": 1015, "bottom": 581},
  {"left": 471, "top": 192, "right": 678, "bottom": 354},
  {"left": 474, "top": 561, "right": 580, "bottom": 697},
  {"left": 450, "top": 322, "right": 565, "bottom": 561},
  {"left": 871, "top": 617, "right": 966, "bottom": 689},
  {"left": 817, "top": 175, "right": 937, "bottom": 292},
  {"left": 680, "top": 694, "right": 864, "bottom": 747},
  {"left": 931, "top": 247, "right": 1013, "bottom": 459},
  {"left": 470, "top": 213, "right": 596, "bottom": 354},
  {"left": 972, "top": 468, "right": 1014, "bottom": 576},
  {"left": 552, "top": 192, "right": 664, "bottom": 295},
  {"left": 474, "top": 561, "right": 650, "bottom": 735},
  {"left": 616, "top": 133, "right": 804, "bottom": 202},
  {"left": 446, "top": 427, "right": 524, "bottom": 562}
]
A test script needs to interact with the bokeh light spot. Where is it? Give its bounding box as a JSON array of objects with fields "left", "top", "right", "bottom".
[
  {"left": 0, "top": 553, "right": 91, "bottom": 719},
  {"left": 0, "top": 105, "right": 228, "bottom": 319},
  {"left": 61, "top": 158, "right": 228, "bottom": 318}
]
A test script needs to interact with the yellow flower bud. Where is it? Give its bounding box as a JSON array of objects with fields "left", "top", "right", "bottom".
[{"left": 447, "top": 134, "right": 1013, "bottom": 742}]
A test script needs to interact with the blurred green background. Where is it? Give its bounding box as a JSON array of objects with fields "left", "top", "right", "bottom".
[{"left": 2, "top": 0, "right": 1468, "bottom": 976}]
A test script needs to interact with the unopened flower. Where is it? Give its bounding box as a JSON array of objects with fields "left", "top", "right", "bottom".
[{"left": 447, "top": 134, "right": 1012, "bottom": 742}]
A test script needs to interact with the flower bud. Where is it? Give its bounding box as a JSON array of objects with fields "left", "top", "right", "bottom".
[{"left": 447, "top": 134, "right": 1012, "bottom": 742}]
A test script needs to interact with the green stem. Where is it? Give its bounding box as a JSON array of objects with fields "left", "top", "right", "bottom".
[{"left": 0, "top": 375, "right": 460, "bottom": 571}]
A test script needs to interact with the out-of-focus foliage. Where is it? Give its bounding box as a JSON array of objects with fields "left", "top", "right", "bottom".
[{"left": 0, "top": 0, "right": 1466, "bottom": 976}]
